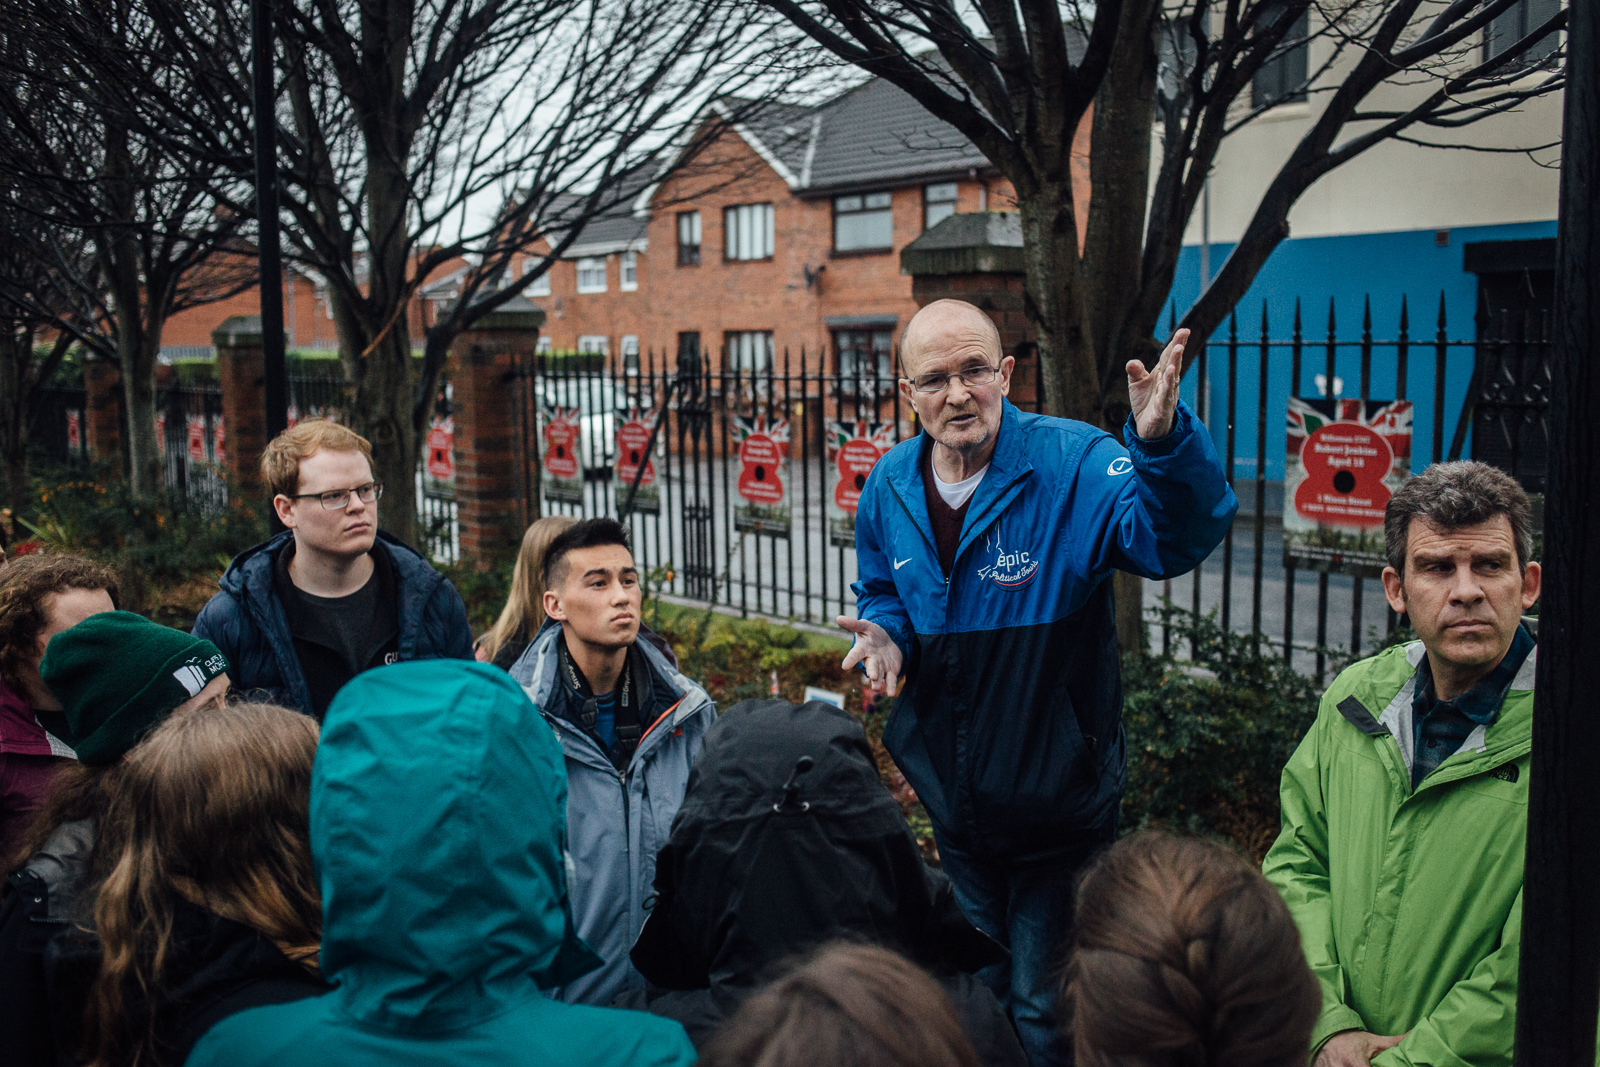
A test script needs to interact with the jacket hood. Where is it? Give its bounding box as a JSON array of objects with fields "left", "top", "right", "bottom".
[
  {"left": 313, "top": 660, "right": 599, "bottom": 1033},
  {"left": 631, "top": 698, "right": 1004, "bottom": 994}
]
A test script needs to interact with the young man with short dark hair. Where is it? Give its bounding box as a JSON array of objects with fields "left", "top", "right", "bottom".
[
  {"left": 1264, "top": 461, "right": 1541, "bottom": 1067},
  {"left": 194, "top": 419, "right": 473, "bottom": 719},
  {"left": 509, "top": 517, "right": 714, "bottom": 1008}
]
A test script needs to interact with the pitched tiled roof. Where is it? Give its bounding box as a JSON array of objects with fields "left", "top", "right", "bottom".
[{"left": 561, "top": 35, "right": 1090, "bottom": 245}]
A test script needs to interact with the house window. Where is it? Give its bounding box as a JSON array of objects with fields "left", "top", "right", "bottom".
[
  {"left": 924, "top": 183, "right": 959, "bottom": 230},
  {"left": 576, "top": 257, "right": 607, "bottom": 294},
  {"left": 834, "top": 329, "right": 895, "bottom": 397},
  {"left": 1251, "top": 3, "right": 1309, "bottom": 108},
  {"left": 621, "top": 335, "right": 640, "bottom": 376},
  {"left": 620, "top": 251, "right": 638, "bottom": 291},
  {"left": 724, "top": 203, "right": 775, "bottom": 261},
  {"left": 523, "top": 258, "right": 551, "bottom": 297},
  {"left": 726, "top": 331, "right": 773, "bottom": 374},
  {"left": 677, "top": 211, "right": 702, "bottom": 266},
  {"left": 536, "top": 336, "right": 553, "bottom": 355},
  {"left": 834, "top": 192, "right": 894, "bottom": 252},
  {"left": 1484, "top": 0, "right": 1560, "bottom": 66},
  {"left": 578, "top": 335, "right": 609, "bottom": 356}
]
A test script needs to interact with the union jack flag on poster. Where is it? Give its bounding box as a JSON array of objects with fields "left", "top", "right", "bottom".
[
  {"left": 1284, "top": 397, "right": 1413, "bottom": 578},
  {"left": 731, "top": 414, "right": 791, "bottom": 536},
  {"left": 826, "top": 421, "right": 896, "bottom": 547}
]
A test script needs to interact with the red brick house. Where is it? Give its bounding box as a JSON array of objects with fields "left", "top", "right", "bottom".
[{"left": 512, "top": 75, "right": 1090, "bottom": 375}]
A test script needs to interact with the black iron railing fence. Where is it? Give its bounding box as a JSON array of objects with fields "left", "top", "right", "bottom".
[
  {"left": 514, "top": 296, "right": 1546, "bottom": 681},
  {"left": 1164, "top": 294, "right": 1548, "bottom": 681}
]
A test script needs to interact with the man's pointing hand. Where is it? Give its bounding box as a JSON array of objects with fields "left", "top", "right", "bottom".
[{"left": 836, "top": 616, "right": 903, "bottom": 697}]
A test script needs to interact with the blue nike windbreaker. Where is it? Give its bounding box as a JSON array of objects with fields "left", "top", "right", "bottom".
[{"left": 853, "top": 399, "right": 1236, "bottom": 859}]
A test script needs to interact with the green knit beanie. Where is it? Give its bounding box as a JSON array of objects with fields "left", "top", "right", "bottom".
[{"left": 38, "top": 611, "right": 230, "bottom": 765}]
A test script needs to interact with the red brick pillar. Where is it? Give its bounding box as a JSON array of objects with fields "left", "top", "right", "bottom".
[
  {"left": 213, "top": 316, "right": 268, "bottom": 488},
  {"left": 900, "top": 212, "right": 1042, "bottom": 413},
  {"left": 83, "top": 357, "right": 122, "bottom": 469},
  {"left": 451, "top": 298, "right": 544, "bottom": 568}
]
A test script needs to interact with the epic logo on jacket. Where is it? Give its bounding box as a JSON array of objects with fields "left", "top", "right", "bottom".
[{"left": 977, "top": 531, "right": 1041, "bottom": 589}]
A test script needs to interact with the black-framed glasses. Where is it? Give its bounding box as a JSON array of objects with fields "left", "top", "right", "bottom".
[
  {"left": 904, "top": 364, "right": 1002, "bottom": 395},
  {"left": 289, "top": 482, "right": 384, "bottom": 510}
]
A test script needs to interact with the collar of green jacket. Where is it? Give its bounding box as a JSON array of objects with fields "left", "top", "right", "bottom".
[
  {"left": 314, "top": 660, "right": 600, "bottom": 1033},
  {"left": 1335, "top": 629, "right": 1537, "bottom": 790}
]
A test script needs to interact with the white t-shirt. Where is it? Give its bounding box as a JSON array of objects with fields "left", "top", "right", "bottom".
[{"left": 932, "top": 464, "right": 989, "bottom": 510}]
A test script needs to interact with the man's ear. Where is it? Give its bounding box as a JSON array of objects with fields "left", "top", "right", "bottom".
[
  {"left": 1520, "top": 560, "right": 1542, "bottom": 610},
  {"left": 273, "top": 495, "right": 296, "bottom": 528},
  {"left": 543, "top": 588, "right": 566, "bottom": 622},
  {"left": 998, "top": 354, "right": 1015, "bottom": 397},
  {"left": 1381, "top": 566, "right": 1407, "bottom": 614}
]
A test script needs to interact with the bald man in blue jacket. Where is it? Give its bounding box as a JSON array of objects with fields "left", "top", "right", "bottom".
[{"left": 839, "top": 300, "right": 1236, "bottom": 1066}]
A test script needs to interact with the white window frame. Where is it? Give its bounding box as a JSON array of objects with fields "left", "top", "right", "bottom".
[
  {"left": 678, "top": 211, "right": 702, "bottom": 265},
  {"left": 723, "top": 203, "right": 775, "bottom": 261},
  {"left": 523, "top": 259, "right": 552, "bottom": 297},
  {"left": 536, "top": 336, "right": 553, "bottom": 355},
  {"left": 621, "top": 334, "right": 641, "bottom": 376},
  {"left": 834, "top": 192, "right": 894, "bottom": 252},
  {"left": 726, "top": 330, "right": 774, "bottom": 373},
  {"left": 620, "top": 250, "right": 638, "bottom": 291},
  {"left": 576, "top": 257, "right": 608, "bottom": 294},
  {"left": 924, "top": 183, "right": 959, "bottom": 230},
  {"left": 578, "top": 335, "right": 610, "bottom": 356}
]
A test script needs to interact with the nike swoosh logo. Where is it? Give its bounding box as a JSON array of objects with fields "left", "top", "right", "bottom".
[
  {"left": 1107, "top": 457, "right": 1134, "bottom": 476},
  {"left": 894, "top": 557, "right": 912, "bottom": 570}
]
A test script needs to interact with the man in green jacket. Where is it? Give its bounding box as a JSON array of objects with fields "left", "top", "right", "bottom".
[{"left": 1263, "top": 461, "right": 1541, "bottom": 1067}]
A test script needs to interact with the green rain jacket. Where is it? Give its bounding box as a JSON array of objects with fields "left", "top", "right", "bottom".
[
  {"left": 185, "top": 660, "right": 696, "bottom": 1067},
  {"left": 1262, "top": 636, "right": 1535, "bottom": 1067}
]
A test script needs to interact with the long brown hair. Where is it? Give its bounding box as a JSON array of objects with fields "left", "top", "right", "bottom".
[
  {"left": 698, "top": 942, "right": 983, "bottom": 1067},
  {"left": 83, "top": 701, "right": 322, "bottom": 1067},
  {"left": 480, "top": 515, "right": 576, "bottom": 663},
  {"left": 1063, "top": 832, "right": 1320, "bottom": 1067}
]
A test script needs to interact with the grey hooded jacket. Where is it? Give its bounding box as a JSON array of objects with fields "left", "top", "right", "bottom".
[{"left": 509, "top": 624, "right": 714, "bottom": 1007}]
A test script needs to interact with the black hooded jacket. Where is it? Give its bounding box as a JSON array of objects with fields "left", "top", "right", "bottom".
[{"left": 625, "top": 699, "right": 1026, "bottom": 1066}]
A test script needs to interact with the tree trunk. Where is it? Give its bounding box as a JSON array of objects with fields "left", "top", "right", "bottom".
[
  {"left": 1515, "top": 3, "right": 1600, "bottom": 1061},
  {"left": 1019, "top": 182, "right": 1098, "bottom": 426},
  {"left": 0, "top": 330, "right": 27, "bottom": 519}
]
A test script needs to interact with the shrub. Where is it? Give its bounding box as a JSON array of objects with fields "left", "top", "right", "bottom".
[
  {"left": 13, "top": 466, "right": 269, "bottom": 627},
  {"left": 1119, "top": 602, "right": 1324, "bottom": 859}
]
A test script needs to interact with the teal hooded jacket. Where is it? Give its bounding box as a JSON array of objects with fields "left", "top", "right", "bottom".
[{"left": 185, "top": 660, "right": 696, "bottom": 1067}]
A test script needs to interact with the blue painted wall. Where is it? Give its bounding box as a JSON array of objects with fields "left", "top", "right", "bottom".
[{"left": 1168, "top": 219, "right": 1557, "bottom": 482}]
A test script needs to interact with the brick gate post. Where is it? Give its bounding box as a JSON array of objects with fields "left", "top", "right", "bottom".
[
  {"left": 83, "top": 356, "right": 123, "bottom": 470},
  {"left": 213, "top": 316, "right": 268, "bottom": 489},
  {"left": 451, "top": 297, "right": 545, "bottom": 569},
  {"left": 899, "top": 212, "right": 1041, "bottom": 412}
]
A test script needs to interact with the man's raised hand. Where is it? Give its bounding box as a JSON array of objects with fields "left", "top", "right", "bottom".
[
  {"left": 1128, "top": 327, "right": 1188, "bottom": 440},
  {"left": 836, "top": 616, "right": 903, "bottom": 697}
]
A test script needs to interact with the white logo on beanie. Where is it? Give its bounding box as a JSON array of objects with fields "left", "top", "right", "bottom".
[{"left": 173, "top": 663, "right": 209, "bottom": 698}]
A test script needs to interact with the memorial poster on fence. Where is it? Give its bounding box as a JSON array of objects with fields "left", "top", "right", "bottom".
[
  {"left": 732, "top": 414, "right": 791, "bottom": 536},
  {"left": 541, "top": 404, "right": 584, "bottom": 504},
  {"left": 424, "top": 416, "right": 455, "bottom": 485},
  {"left": 1283, "top": 397, "right": 1413, "bottom": 577},
  {"left": 614, "top": 406, "right": 661, "bottom": 514},
  {"left": 827, "top": 420, "right": 895, "bottom": 547}
]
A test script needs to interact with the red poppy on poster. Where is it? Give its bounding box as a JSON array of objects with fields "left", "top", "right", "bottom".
[
  {"left": 543, "top": 408, "right": 581, "bottom": 481},
  {"left": 614, "top": 411, "right": 657, "bottom": 489},
  {"left": 828, "top": 422, "right": 895, "bottom": 514},
  {"left": 213, "top": 416, "right": 226, "bottom": 465},
  {"left": 66, "top": 411, "right": 81, "bottom": 451},
  {"left": 425, "top": 417, "right": 455, "bottom": 480},
  {"left": 1292, "top": 422, "right": 1392, "bottom": 527},
  {"left": 187, "top": 416, "right": 206, "bottom": 462},
  {"left": 737, "top": 428, "right": 786, "bottom": 504}
]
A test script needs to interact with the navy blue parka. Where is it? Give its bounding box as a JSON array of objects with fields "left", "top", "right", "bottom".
[
  {"left": 193, "top": 530, "right": 474, "bottom": 717},
  {"left": 853, "top": 399, "right": 1236, "bottom": 860}
]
